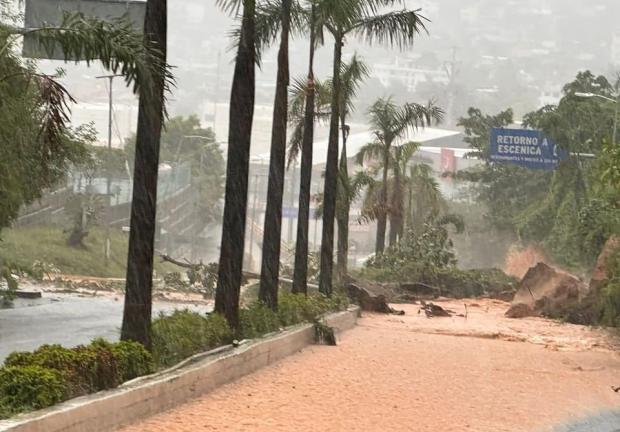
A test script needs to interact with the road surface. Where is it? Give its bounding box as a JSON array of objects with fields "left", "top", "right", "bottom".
[
  {"left": 118, "top": 300, "right": 620, "bottom": 432},
  {"left": 0, "top": 292, "right": 210, "bottom": 361}
]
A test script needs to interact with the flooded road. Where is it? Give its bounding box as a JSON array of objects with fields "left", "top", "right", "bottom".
[
  {"left": 119, "top": 300, "right": 620, "bottom": 432},
  {"left": 0, "top": 293, "right": 211, "bottom": 361}
]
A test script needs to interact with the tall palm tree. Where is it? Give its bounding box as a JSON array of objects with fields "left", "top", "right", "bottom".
[
  {"left": 319, "top": 1, "right": 429, "bottom": 296},
  {"left": 4, "top": 8, "right": 171, "bottom": 349},
  {"left": 259, "top": 0, "right": 292, "bottom": 309},
  {"left": 386, "top": 141, "right": 418, "bottom": 245},
  {"left": 121, "top": 0, "right": 169, "bottom": 348},
  {"left": 336, "top": 54, "right": 368, "bottom": 282},
  {"left": 357, "top": 97, "right": 443, "bottom": 254},
  {"left": 214, "top": 0, "right": 257, "bottom": 330},
  {"left": 287, "top": 54, "right": 367, "bottom": 287},
  {"left": 291, "top": 1, "right": 320, "bottom": 295}
]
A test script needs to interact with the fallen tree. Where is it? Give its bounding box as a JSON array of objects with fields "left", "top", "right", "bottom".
[{"left": 346, "top": 283, "right": 404, "bottom": 315}]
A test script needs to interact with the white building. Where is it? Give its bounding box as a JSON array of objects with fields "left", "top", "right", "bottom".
[{"left": 373, "top": 57, "right": 449, "bottom": 92}]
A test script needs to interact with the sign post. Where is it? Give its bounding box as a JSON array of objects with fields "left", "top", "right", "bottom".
[{"left": 490, "top": 128, "right": 568, "bottom": 170}]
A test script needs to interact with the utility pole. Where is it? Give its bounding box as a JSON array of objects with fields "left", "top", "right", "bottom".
[{"left": 96, "top": 74, "right": 123, "bottom": 265}]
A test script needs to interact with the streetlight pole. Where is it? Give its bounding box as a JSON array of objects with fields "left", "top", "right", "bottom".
[
  {"left": 96, "top": 74, "right": 123, "bottom": 265},
  {"left": 575, "top": 91, "right": 620, "bottom": 145}
]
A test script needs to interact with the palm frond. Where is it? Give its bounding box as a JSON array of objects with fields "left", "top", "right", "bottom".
[
  {"left": 352, "top": 8, "right": 428, "bottom": 49},
  {"left": 27, "top": 12, "right": 172, "bottom": 95},
  {"left": 392, "top": 140, "right": 419, "bottom": 173},
  {"left": 339, "top": 52, "right": 369, "bottom": 117},
  {"left": 355, "top": 141, "right": 384, "bottom": 165},
  {"left": 287, "top": 119, "right": 304, "bottom": 168},
  {"left": 394, "top": 100, "right": 444, "bottom": 137},
  {"left": 216, "top": 0, "right": 244, "bottom": 16}
]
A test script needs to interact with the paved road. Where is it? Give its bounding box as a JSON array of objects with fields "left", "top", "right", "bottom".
[
  {"left": 0, "top": 293, "right": 210, "bottom": 361},
  {"left": 119, "top": 302, "right": 620, "bottom": 432}
]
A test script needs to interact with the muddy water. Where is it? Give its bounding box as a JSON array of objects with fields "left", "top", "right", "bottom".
[{"left": 119, "top": 300, "right": 620, "bottom": 432}]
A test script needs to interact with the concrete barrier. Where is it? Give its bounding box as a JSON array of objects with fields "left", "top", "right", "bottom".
[{"left": 0, "top": 307, "right": 360, "bottom": 432}]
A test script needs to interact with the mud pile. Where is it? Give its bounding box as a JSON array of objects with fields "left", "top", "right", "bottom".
[{"left": 506, "top": 263, "right": 588, "bottom": 319}]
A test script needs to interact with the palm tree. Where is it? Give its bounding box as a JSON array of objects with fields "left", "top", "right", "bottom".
[
  {"left": 386, "top": 141, "right": 419, "bottom": 245},
  {"left": 121, "top": 0, "right": 169, "bottom": 349},
  {"left": 357, "top": 141, "right": 418, "bottom": 245},
  {"left": 319, "top": 1, "right": 429, "bottom": 296},
  {"left": 287, "top": 54, "right": 367, "bottom": 287},
  {"left": 407, "top": 163, "right": 443, "bottom": 235},
  {"left": 356, "top": 97, "right": 443, "bottom": 254},
  {"left": 214, "top": 0, "right": 257, "bottom": 330},
  {"left": 291, "top": 1, "right": 321, "bottom": 295},
  {"left": 3, "top": 7, "right": 171, "bottom": 349},
  {"left": 335, "top": 54, "right": 368, "bottom": 282},
  {"left": 259, "top": 0, "right": 292, "bottom": 309}
]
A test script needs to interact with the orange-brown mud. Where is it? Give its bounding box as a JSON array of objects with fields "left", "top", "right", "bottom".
[
  {"left": 119, "top": 300, "right": 620, "bottom": 432},
  {"left": 504, "top": 245, "right": 551, "bottom": 279}
]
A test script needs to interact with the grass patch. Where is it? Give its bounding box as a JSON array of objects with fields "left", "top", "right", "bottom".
[{"left": 0, "top": 225, "right": 175, "bottom": 278}]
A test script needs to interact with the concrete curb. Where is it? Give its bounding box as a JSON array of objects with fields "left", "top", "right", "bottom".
[{"left": 0, "top": 306, "right": 360, "bottom": 432}]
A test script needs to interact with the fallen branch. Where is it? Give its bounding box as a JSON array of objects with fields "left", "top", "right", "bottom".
[{"left": 159, "top": 254, "right": 260, "bottom": 280}]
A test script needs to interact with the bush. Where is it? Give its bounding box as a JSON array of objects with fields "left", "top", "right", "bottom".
[
  {"left": 0, "top": 366, "right": 66, "bottom": 417},
  {"left": 277, "top": 293, "right": 349, "bottom": 326},
  {"left": 152, "top": 311, "right": 234, "bottom": 368},
  {"left": 152, "top": 294, "right": 349, "bottom": 368},
  {"left": 239, "top": 302, "right": 281, "bottom": 339},
  {"left": 1, "top": 339, "right": 154, "bottom": 418}
]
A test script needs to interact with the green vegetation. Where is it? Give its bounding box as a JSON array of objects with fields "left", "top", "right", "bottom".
[
  {"left": 457, "top": 71, "right": 620, "bottom": 271},
  {"left": 0, "top": 292, "right": 350, "bottom": 418},
  {"left": 124, "top": 115, "right": 225, "bottom": 225},
  {"left": 598, "top": 251, "right": 620, "bottom": 328},
  {"left": 358, "top": 221, "right": 516, "bottom": 298},
  {"left": 0, "top": 340, "right": 153, "bottom": 419},
  {"left": 151, "top": 312, "right": 233, "bottom": 368},
  {"left": 0, "top": 226, "right": 175, "bottom": 278},
  {"left": 152, "top": 293, "right": 348, "bottom": 368}
]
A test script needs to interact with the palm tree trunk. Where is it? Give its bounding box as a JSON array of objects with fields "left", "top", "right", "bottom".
[
  {"left": 214, "top": 0, "right": 256, "bottom": 330},
  {"left": 121, "top": 0, "right": 167, "bottom": 350},
  {"left": 292, "top": 5, "right": 316, "bottom": 295},
  {"left": 259, "top": 0, "right": 291, "bottom": 310},
  {"left": 375, "top": 141, "right": 390, "bottom": 254},
  {"left": 388, "top": 171, "right": 403, "bottom": 246},
  {"left": 336, "top": 118, "right": 349, "bottom": 283},
  {"left": 319, "top": 33, "right": 342, "bottom": 296}
]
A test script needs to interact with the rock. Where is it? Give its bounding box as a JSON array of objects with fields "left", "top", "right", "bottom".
[
  {"left": 419, "top": 301, "right": 452, "bottom": 318},
  {"left": 505, "top": 262, "right": 588, "bottom": 319},
  {"left": 399, "top": 282, "right": 441, "bottom": 298},
  {"left": 589, "top": 236, "right": 620, "bottom": 293},
  {"left": 491, "top": 290, "right": 516, "bottom": 303},
  {"left": 505, "top": 303, "right": 536, "bottom": 318},
  {"left": 346, "top": 283, "right": 404, "bottom": 315}
]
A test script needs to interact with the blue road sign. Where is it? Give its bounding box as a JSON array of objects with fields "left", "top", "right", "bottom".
[{"left": 490, "top": 128, "right": 568, "bottom": 170}]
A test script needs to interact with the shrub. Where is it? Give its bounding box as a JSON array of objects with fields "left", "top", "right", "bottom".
[
  {"left": 3, "top": 340, "right": 154, "bottom": 404},
  {"left": 239, "top": 302, "right": 281, "bottom": 339},
  {"left": 152, "top": 311, "right": 233, "bottom": 368},
  {"left": 0, "top": 366, "right": 66, "bottom": 417},
  {"left": 152, "top": 294, "right": 349, "bottom": 368},
  {"left": 277, "top": 293, "right": 349, "bottom": 326}
]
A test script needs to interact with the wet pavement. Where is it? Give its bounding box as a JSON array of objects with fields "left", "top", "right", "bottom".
[{"left": 0, "top": 293, "right": 211, "bottom": 361}]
